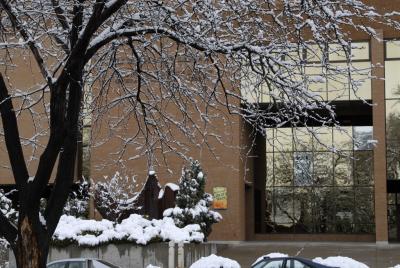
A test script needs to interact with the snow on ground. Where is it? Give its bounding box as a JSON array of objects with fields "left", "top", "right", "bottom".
[
  {"left": 145, "top": 265, "right": 160, "bottom": 268},
  {"left": 53, "top": 214, "right": 204, "bottom": 246},
  {"left": 190, "top": 254, "right": 240, "bottom": 268},
  {"left": 390, "top": 266, "right": 400, "bottom": 268},
  {"left": 313, "top": 256, "right": 369, "bottom": 268}
]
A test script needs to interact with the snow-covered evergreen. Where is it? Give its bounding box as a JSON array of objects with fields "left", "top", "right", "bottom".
[{"left": 164, "top": 160, "right": 222, "bottom": 238}]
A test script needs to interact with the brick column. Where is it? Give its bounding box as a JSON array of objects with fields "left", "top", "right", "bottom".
[{"left": 371, "top": 30, "right": 388, "bottom": 244}]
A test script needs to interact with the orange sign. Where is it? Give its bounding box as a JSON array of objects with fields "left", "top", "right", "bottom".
[{"left": 213, "top": 187, "right": 227, "bottom": 209}]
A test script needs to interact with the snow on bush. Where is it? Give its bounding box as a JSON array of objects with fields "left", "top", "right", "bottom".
[
  {"left": 312, "top": 256, "right": 369, "bottom": 268},
  {"left": 0, "top": 190, "right": 17, "bottom": 225},
  {"left": 164, "top": 160, "right": 222, "bottom": 238},
  {"left": 53, "top": 214, "right": 204, "bottom": 247},
  {"left": 92, "top": 172, "right": 140, "bottom": 222},
  {"left": 63, "top": 180, "right": 89, "bottom": 218},
  {"left": 190, "top": 254, "right": 240, "bottom": 268}
]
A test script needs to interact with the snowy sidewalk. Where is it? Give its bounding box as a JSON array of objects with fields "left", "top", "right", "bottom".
[{"left": 215, "top": 241, "right": 400, "bottom": 268}]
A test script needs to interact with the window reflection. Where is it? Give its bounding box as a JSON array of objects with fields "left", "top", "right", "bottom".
[{"left": 263, "top": 126, "right": 374, "bottom": 234}]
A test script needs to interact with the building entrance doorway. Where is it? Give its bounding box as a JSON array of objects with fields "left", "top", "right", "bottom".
[{"left": 388, "top": 181, "right": 400, "bottom": 242}]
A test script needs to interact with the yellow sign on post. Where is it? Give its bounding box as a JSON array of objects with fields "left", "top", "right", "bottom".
[{"left": 213, "top": 187, "right": 227, "bottom": 209}]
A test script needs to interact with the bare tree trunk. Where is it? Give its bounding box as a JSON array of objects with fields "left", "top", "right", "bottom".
[{"left": 14, "top": 216, "right": 49, "bottom": 268}]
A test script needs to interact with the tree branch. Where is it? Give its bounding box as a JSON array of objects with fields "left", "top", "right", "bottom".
[
  {"left": 51, "top": 0, "right": 70, "bottom": 32},
  {"left": 0, "top": 0, "right": 54, "bottom": 88},
  {"left": 0, "top": 73, "right": 29, "bottom": 187}
]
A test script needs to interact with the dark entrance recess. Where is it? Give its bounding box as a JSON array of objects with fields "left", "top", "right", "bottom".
[{"left": 387, "top": 180, "right": 400, "bottom": 241}]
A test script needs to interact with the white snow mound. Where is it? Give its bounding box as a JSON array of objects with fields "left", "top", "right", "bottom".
[
  {"left": 313, "top": 256, "right": 369, "bottom": 268},
  {"left": 53, "top": 214, "right": 204, "bottom": 246},
  {"left": 190, "top": 254, "right": 240, "bottom": 268}
]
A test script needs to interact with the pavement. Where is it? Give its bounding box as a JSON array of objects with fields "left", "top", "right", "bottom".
[{"left": 215, "top": 241, "right": 400, "bottom": 268}]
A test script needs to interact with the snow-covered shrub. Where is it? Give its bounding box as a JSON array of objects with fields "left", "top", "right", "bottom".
[
  {"left": 164, "top": 160, "right": 222, "bottom": 238},
  {"left": 52, "top": 214, "right": 204, "bottom": 247},
  {"left": 92, "top": 172, "right": 140, "bottom": 222},
  {"left": 63, "top": 180, "right": 90, "bottom": 218},
  {"left": 0, "top": 190, "right": 17, "bottom": 225}
]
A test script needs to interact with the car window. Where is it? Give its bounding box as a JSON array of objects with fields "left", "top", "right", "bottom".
[
  {"left": 67, "top": 261, "right": 85, "bottom": 268},
  {"left": 47, "top": 262, "right": 68, "bottom": 268},
  {"left": 253, "top": 259, "right": 285, "bottom": 268},
  {"left": 91, "top": 260, "right": 114, "bottom": 268},
  {"left": 290, "top": 260, "right": 312, "bottom": 268}
]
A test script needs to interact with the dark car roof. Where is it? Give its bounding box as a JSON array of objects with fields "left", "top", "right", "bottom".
[{"left": 252, "top": 256, "right": 338, "bottom": 268}]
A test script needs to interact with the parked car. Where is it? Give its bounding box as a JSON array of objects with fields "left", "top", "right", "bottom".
[
  {"left": 251, "top": 256, "right": 337, "bottom": 268},
  {"left": 47, "top": 258, "right": 119, "bottom": 268}
]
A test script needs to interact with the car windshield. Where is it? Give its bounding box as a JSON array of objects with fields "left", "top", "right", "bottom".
[{"left": 91, "top": 260, "right": 119, "bottom": 268}]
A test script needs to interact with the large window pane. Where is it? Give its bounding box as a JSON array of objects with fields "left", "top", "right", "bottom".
[
  {"left": 355, "top": 187, "right": 374, "bottom": 225},
  {"left": 305, "top": 65, "right": 327, "bottom": 101},
  {"left": 266, "top": 128, "right": 275, "bottom": 152},
  {"left": 272, "top": 187, "right": 294, "bottom": 231},
  {"left": 294, "top": 152, "right": 313, "bottom": 186},
  {"left": 386, "top": 40, "right": 400, "bottom": 59},
  {"left": 333, "top": 127, "right": 352, "bottom": 151},
  {"left": 354, "top": 126, "right": 373, "bottom": 150},
  {"left": 313, "top": 127, "right": 332, "bottom": 151},
  {"left": 293, "top": 127, "right": 313, "bottom": 151},
  {"left": 266, "top": 153, "right": 274, "bottom": 186},
  {"left": 293, "top": 188, "right": 313, "bottom": 233},
  {"left": 349, "top": 62, "right": 371, "bottom": 100},
  {"left": 386, "top": 100, "right": 400, "bottom": 141},
  {"left": 327, "top": 63, "right": 350, "bottom": 101},
  {"left": 275, "top": 128, "right": 293, "bottom": 152},
  {"left": 351, "top": 42, "right": 370, "bottom": 61},
  {"left": 274, "top": 152, "right": 293, "bottom": 186},
  {"left": 385, "top": 60, "right": 400, "bottom": 99},
  {"left": 354, "top": 151, "right": 374, "bottom": 185},
  {"left": 313, "top": 152, "right": 333, "bottom": 185},
  {"left": 334, "top": 154, "right": 353, "bottom": 186},
  {"left": 311, "top": 187, "right": 336, "bottom": 233},
  {"left": 334, "top": 188, "right": 355, "bottom": 233}
]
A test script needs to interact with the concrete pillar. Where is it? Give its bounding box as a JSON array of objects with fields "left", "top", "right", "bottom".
[
  {"left": 371, "top": 30, "right": 389, "bottom": 243},
  {"left": 177, "top": 242, "right": 184, "bottom": 268},
  {"left": 168, "top": 241, "right": 175, "bottom": 268}
]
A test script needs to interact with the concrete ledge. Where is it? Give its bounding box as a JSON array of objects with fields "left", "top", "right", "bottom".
[{"left": 9, "top": 242, "right": 217, "bottom": 268}]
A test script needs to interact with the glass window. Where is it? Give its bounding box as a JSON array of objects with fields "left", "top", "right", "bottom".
[
  {"left": 294, "top": 152, "right": 313, "bottom": 186},
  {"left": 334, "top": 154, "right": 353, "bottom": 186},
  {"left": 329, "top": 43, "right": 348, "bottom": 62},
  {"left": 334, "top": 188, "right": 355, "bottom": 233},
  {"left": 387, "top": 141, "right": 400, "bottom": 180},
  {"left": 349, "top": 62, "right": 371, "bottom": 100},
  {"left": 385, "top": 60, "right": 400, "bottom": 99},
  {"left": 293, "top": 127, "right": 313, "bottom": 151},
  {"left": 386, "top": 100, "right": 400, "bottom": 140},
  {"left": 275, "top": 128, "right": 293, "bottom": 152},
  {"left": 272, "top": 187, "right": 293, "bottom": 226},
  {"left": 353, "top": 126, "right": 373, "bottom": 150},
  {"left": 274, "top": 153, "right": 293, "bottom": 186},
  {"left": 351, "top": 42, "right": 370, "bottom": 61},
  {"left": 293, "top": 188, "right": 313, "bottom": 233},
  {"left": 47, "top": 263, "right": 67, "bottom": 268},
  {"left": 313, "top": 152, "right": 333, "bottom": 185},
  {"left": 327, "top": 63, "right": 350, "bottom": 101},
  {"left": 305, "top": 65, "right": 327, "bottom": 101},
  {"left": 354, "top": 151, "right": 374, "bottom": 185},
  {"left": 313, "top": 127, "right": 332, "bottom": 151},
  {"left": 355, "top": 187, "right": 374, "bottom": 225},
  {"left": 306, "top": 44, "right": 325, "bottom": 63},
  {"left": 292, "top": 260, "right": 312, "bottom": 268},
  {"left": 266, "top": 153, "right": 274, "bottom": 186},
  {"left": 311, "top": 187, "right": 336, "bottom": 233},
  {"left": 333, "top": 127, "right": 353, "bottom": 151},
  {"left": 266, "top": 128, "right": 275, "bottom": 152},
  {"left": 386, "top": 40, "right": 400, "bottom": 59},
  {"left": 68, "top": 261, "right": 85, "bottom": 268},
  {"left": 256, "top": 259, "right": 285, "bottom": 268}
]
